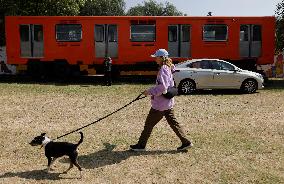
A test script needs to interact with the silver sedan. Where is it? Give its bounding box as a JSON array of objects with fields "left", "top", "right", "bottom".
[{"left": 173, "top": 59, "right": 264, "bottom": 94}]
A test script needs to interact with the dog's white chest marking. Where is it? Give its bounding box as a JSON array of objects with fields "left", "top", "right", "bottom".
[{"left": 42, "top": 136, "right": 51, "bottom": 147}]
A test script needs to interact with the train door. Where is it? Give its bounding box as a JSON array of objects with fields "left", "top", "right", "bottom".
[
  {"left": 95, "top": 24, "right": 118, "bottom": 58},
  {"left": 240, "top": 25, "right": 262, "bottom": 57},
  {"left": 19, "top": 24, "right": 44, "bottom": 57},
  {"left": 168, "top": 25, "right": 191, "bottom": 58}
]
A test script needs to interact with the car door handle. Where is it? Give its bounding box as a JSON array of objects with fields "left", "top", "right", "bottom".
[{"left": 216, "top": 73, "right": 221, "bottom": 75}]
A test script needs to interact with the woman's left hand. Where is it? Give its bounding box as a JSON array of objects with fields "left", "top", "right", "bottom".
[{"left": 143, "top": 90, "right": 150, "bottom": 96}]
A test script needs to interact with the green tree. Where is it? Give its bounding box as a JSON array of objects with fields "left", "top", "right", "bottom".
[
  {"left": 275, "top": 0, "right": 284, "bottom": 52},
  {"left": 0, "top": 0, "right": 85, "bottom": 16},
  {"left": 80, "top": 0, "right": 125, "bottom": 16},
  {"left": 127, "top": 0, "right": 184, "bottom": 16},
  {"left": 0, "top": 0, "right": 86, "bottom": 46}
]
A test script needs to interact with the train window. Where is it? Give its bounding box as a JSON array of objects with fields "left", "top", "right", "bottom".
[
  {"left": 130, "top": 25, "right": 156, "bottom": 42},
  {"left": 168, "top": 26, "right": 177, "bottom": 42},
  {"left": 182, "top": 25, "right": 190, "bottom": 42},
  {"left": 203, "top": 24, "right": 228, "bottom": 41},
  {"left": 56, "top": 24, "right": 82, "bottom": 42},
  {"left": 95, "top": 25, "right": 104, "bottom": 42},
  {"left": 253, "top": 25, "right": 262, "bottom": 41},
  {"left": 108, "top": 25, "right": 117, "bottom": 42},
  {"left": 240, "top": 25, "right": 249, "bottom": 41},
  {"left": 20, "top": 25, "right": 30, "bottom": 42}
]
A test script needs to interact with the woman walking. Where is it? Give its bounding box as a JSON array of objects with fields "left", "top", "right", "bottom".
[{"left": 130, "top": 49, "right": 192, "bottom": 151}]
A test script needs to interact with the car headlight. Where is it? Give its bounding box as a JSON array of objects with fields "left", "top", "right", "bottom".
[{"left": 256, "top": 73, "right": 263, "bottom": 79}]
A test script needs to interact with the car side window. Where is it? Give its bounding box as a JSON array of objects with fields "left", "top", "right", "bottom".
[
  {"left": 211, "top": 61, "right": 235, "bottom": 71},
  {"left": 187, "top": 61, "right": 210, "bottom": 69},
  {"left": 200, "top": 60, "right": 211, "bottom": 69},
  {"left": 187, "top": 62, "right": 200, "bottom": 68},
  {"left": 220, "top": 62, "right": 235, "bottom": 71},
  {"left": 211, "top": 61, "right": 222, "bottom": 70},
  {"left": 187, "top": 63, "right": 197, "bottom": 68}
]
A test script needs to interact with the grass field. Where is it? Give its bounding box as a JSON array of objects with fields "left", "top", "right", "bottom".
[{"left": 0, "top": 79, "right": 283, "bottom": 184}]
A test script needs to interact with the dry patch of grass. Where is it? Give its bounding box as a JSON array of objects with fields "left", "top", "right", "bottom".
[{"left": 0, "top": 82, "right": 283, "bottom": 184}]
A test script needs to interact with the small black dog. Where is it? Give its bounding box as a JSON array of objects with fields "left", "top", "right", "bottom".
[{"left": 30, "top": 132, "right": 83, "bottom": 175}]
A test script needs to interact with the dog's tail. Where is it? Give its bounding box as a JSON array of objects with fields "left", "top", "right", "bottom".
[{"left": 76, "top": 132, "right": 84, "bottom": 147}]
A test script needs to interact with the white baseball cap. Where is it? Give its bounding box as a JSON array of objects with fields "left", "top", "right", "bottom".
[{"left": 151, "top": 49, "right": 169, "bottom": 57}]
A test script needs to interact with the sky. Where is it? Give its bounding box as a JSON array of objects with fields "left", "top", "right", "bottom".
[{"left": 125, "top": 0, "right": 281, "bottom": 16}]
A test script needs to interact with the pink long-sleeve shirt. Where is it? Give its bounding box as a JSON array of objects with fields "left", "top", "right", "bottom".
[{"left": 147, "top": 65, "right": 175, "bottom": 111}]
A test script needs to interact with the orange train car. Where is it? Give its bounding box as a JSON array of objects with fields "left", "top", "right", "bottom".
[{"left": 5, "top": 16, "right": 275, "bottom": 77}]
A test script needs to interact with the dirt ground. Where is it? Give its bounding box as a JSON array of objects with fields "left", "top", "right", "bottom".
[{"left": 0, "top": 79, "right": 283, "bottom": 184}]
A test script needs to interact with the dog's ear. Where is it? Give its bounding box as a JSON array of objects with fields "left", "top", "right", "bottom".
[{"left": 41, "top": 133, "right": 46, "bottom": 136}]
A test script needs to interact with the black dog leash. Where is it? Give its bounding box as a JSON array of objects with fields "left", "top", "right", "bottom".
[{"left": 54, "top": 93, "right": 147, "bottom": 140}]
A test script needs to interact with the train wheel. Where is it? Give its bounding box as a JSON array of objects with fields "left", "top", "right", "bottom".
[
  {"left": 53, "top": 61, "right": 70, "bottom": 81},
  {"left": 27, "top": 61, "right": 44, "bottom": 80}
]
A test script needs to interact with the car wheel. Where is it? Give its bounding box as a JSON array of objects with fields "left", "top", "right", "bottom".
[
  {"left": 241, "top": 79, "right": 257, "bottom": 94},
  {"left": 178, "top": 79, "right": 196, "bottom": 95}
]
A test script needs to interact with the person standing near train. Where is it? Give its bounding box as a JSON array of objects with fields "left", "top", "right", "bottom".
[{"left": 104, "top": 57, "right": 112, "bottom": 86}]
